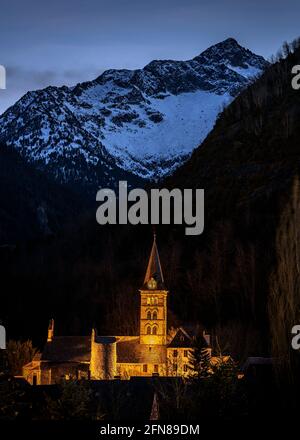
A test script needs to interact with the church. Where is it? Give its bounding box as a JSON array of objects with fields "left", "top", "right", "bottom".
[{"left": 23, "top": 235, "right": 211, "bottom": 385}]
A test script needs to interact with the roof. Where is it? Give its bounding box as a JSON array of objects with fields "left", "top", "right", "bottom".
[
  {"left": 116, "top": 337, "right": 167, "bottom": 364},
  {"left": 95, "top": 336, "right": 116, "bottom": 344},
  {"left": 41, "top": 335, "right": 168, "bottom": 365},
  {"left": 41, "top": 336, "right": 91, "bottom": 362},
  {"left": 142, "top": 234, "right": 165, "bottom": 289},
  {"left": 242, "top": 357, "right": 275, "bottom": 372},
  {"left": 167, "top": 326, "right": 209, "bottom": 349}
]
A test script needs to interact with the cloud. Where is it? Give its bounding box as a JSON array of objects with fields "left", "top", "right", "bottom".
[{"left": 0, "top": 65, "right": 108, "bottom": 114}]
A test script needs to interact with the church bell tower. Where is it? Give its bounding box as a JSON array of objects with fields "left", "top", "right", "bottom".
[{"left": 139, "top": 234, "right": 168, "bottom": 345}]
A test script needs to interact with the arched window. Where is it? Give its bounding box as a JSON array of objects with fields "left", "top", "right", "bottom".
[
  {"left": 152, "top": 326, "right": 157, "bottom": 335},
  {"left": 147, "top": 311, "right": 151, "bottom": 320},
  {"left": 147, "top": 326, "right": 151, "bottom": 335},
  {"left": 152, "top": 311, "right": 157, "bottom": 320}
]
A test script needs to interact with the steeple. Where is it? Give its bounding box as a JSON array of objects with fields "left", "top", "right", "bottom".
[
  {"left": 47, "top": 319, "right": 54, "bottom": 342},
  {"left": 139, "top": 233, "right": 168, "bottom": 345},
  {"left": 143, "top": 233, "right": 165, "bottom": 289}
]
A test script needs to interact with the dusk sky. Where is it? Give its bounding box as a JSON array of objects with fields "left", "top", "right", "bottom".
[{"left": 0, "top": 0, "right": 299, "bottom": 114}]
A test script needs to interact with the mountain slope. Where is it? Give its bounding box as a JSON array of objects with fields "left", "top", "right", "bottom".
[
  {"left": 166, "top": 44, "right": 300, "bottom": 211},
  {"left": 0, "top": 38, "right": 268, "bottom": 191},
  {"left": 0, "top": 143, "right": 86, "bottom": 243}
]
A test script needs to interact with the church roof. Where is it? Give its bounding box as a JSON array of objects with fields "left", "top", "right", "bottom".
[
  {"left": 40, "top": 334, "right": 168, "bottom": 365},
  {"left": 116, "top": 337, "right": 167, "bottom": 364},
  {"left": 41, "top": 336, "right": 91, "bottom": 363},
  {"left": 142, "top": 234, "right": 165, "bottom": 289}
]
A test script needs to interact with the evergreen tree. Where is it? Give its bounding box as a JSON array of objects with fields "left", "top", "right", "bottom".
[{"left": 191, "top": 334, "right": 211, "bottom": 379}]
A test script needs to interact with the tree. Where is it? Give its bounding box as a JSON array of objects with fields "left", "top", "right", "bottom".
[
  {"left": 268, "top": 176, "right": 300, "bottom": 383},
  {"left": 44, "top": 379, "right": 97, "bottom": 420},
  {"left": 154, "top": 377, "right": 190, "bottom": 420},
  {"left": 0, "top": 375, "right": 32, "bottom": 420},
  {"left": 191, "top": 334, "right": 211, "bottom": 379},
  {"left": 6, "top": 340, "right": 39, "bottom": 376},
  {"left": 282, "top": 41, "right": 291, "bottom": 58},
  {"left": 201, "top": 358, "right": 246, "bottom": 419}
]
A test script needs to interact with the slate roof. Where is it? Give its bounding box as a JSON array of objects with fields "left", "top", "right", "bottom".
[
  {"left": 142, "top": 234, "right": 166, "bottom": 290},
  {"left": 116, "top": 337, "right": 167, "bottom": 364},
  {"left": 41, "top": 335, "right": 168, "bottom": 365},
  {"left": 167, "top": 326, "right": 209, "bottom": 349},
  {"left": 242, "top": 357, "right": 274, "bottom": 372},
  {"left": 41, "top": 336, "right": 91, "bottom": 362},
  {"left": 39, "top": 326, "right": 209, "bottom": 364}
]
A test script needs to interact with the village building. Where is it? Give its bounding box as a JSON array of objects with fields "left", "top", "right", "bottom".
[{"left": 23, "top": 235, "right": 211, "bottom": 385}]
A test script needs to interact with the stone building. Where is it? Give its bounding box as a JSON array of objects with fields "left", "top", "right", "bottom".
[{"left": 23, "top": 235, "right": 211, "bottom": 385}]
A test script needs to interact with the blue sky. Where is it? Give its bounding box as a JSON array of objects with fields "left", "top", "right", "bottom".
[{"left": 0, "top": 0, "right": 299, "bottom": 113}]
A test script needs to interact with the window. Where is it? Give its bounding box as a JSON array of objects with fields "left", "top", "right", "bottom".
[
  {"left": 183, "top": 364, "right": 188, "bottom": 372},
  {"left": 184, "top": 350, "right": 188, "bottom": 358},
  {"left": 173, "top": 364, "right": 178, "bottom": 372},
  {"left": 173, "top": 350, "right": 178, "bottom": 357},
  {"left": 147, "top": 326, "right": 151, "bottom": 335},
  {"left": 147, "top": 311, "right": 151, "bottom": 320},
  {"left": 152, "top": 311, "right": 157, "bottom": 320},
  {"left": 152, "top": 326, "right": 157, "bottom": 335},
  {"left": 154, "top": 365, "right": 159, "bottom": 373},
  {"left": 143, "top": 364, "right": 148, "bottom": 373},
  {"left": 147, "top": 297, "right": 151, "bottom": 305}
]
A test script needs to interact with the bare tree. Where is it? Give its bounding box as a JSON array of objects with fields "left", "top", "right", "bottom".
[
  {"left": 268, "top": 176, "right": 300, "bottom": 382},
  {"left": 6, "top": 340, "right": 39, "bottom": 376}
]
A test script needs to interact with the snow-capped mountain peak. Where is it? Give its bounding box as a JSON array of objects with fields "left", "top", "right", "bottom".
[
  {"left": 0, "top": 39, "right": 269, "bottom": 192},
  {"left": 194, "top": 38, "right": 267, "bottom": 78}
]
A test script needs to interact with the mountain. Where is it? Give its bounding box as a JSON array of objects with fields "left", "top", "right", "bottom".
[
  {"left": 166, "top": 43, "right": 300, "bottom": 211},
  {"left": 0, "top": 143, "right": 86, "bottom": 243},
  {"left": 0, "top": 38, "right": 268, "bottom": 193}
]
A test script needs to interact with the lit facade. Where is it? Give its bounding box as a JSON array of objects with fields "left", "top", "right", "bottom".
[{"left": 23, "top": 235, "right": 211, "bottom": 385}]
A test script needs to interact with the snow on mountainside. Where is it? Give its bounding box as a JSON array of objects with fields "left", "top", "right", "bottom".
[{"left": 0, "top": 38, "right": 268, "bottom": 191}]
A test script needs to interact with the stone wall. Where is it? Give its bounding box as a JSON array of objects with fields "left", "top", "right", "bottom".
[{"left": 90, "top": 333, "right": 117, "bottom": 380}]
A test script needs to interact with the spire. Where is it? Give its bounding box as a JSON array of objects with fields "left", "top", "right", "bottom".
[
  {"left": 47, "top": 319, "right": 54, "bottom": 342},
  {"left": 143, "top": 233, "right": 165, "bottom": 288}
]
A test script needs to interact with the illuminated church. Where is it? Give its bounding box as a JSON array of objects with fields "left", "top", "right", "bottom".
[{"left": 23, "top": 235, "right": 211, "bottom": 385}]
